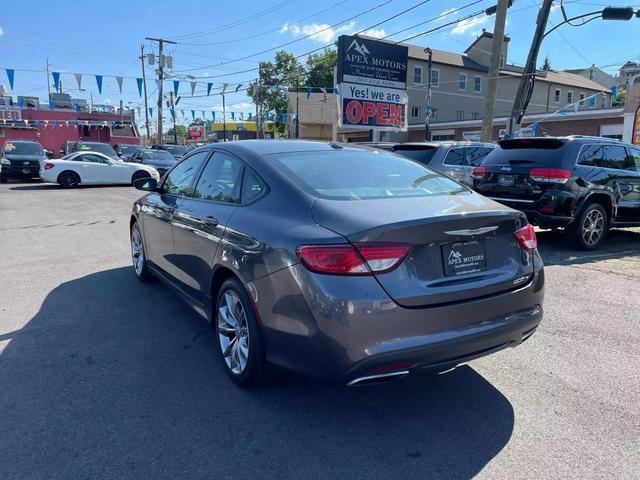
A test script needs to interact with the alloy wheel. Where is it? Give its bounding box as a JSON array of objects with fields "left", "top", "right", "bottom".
[
  {"left": 217, "top": 290, "right": 250, "bottom": 375},
  {"left": 131, "top": 226, "right": 145, "bottom": 276},
  {"left": 582, "top": 209, "right": 604, "bottom": 247}
]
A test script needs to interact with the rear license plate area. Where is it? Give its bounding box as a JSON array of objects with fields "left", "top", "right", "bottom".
[
  {"left": 442, "top": 240, "right": 487, "bottom": 276},
  {"left": 497, "top": 174, "right": 515, "bottom": 187}
]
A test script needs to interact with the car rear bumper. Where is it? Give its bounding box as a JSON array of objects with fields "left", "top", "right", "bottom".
[
  {"left": 487, "top": 195, "right": 575, "bottom": 228},
  {"left": 250, "top": 255, "right": 544, "bottom": 384}
]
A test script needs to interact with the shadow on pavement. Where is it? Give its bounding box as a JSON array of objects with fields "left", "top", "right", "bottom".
[
  {"left": 537, "top": 227, "right": 640, "bottom": 266},
  {"left": 0, "top": 267, "right": 514, "bottom": 480}
]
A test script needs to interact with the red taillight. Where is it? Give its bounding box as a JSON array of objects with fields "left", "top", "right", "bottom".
[
  {"left": 529, "top": 168, "right": 571, "bottom": 183},
  {"left": 44, "top": 162, "right": 55, "bottom": 170},
  {"left": 297, "top": 244, "right": 410, "bottom": 275},
  {"left": 513, "top": 224, "right": 537, "bottom": 253},
  {"left": 471, "top": 166, "right": 487, "bottom": 179}
]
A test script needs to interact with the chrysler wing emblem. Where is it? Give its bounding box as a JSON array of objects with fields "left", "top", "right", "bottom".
[{"left": 445, "top": 226, "right": 499, "bottom": 236}]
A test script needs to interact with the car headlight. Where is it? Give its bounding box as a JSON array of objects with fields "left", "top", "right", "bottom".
[{"left": 1, "top": 158, "right": 10, "bottom": 165}]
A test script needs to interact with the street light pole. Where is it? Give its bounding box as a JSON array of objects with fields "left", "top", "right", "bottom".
[
  {"left": 424, "top": 48, "right": 432, "bottom": 141},
  {"left": 139, "top": 44, "right": 151, "bottom": 146}
]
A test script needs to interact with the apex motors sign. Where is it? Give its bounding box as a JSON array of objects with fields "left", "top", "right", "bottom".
[{"left": 336, "top": 35, "right": 408, "bottom": 131}]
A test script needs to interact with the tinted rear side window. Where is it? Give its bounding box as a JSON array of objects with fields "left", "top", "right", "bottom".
[
  {"left": 443, "top": 148, "right": 466, "bottom": 166},
  {"left": 466, "top": 147, "right": 493, "bottom": 166},
  {"left": 271, "top": 150, "right": 465, "bottom": 200},
  {"left": 392, "top": 147, "right": 437, "bottom": 164},
  {"left": 484, "top": 139, "right": 570, "bottom": 167},
  {"left": 577, "top": 144, "right": 605, "bottom": 167},
  {"left": 604, "top": 145, "right": 630, "bottom": 170}
]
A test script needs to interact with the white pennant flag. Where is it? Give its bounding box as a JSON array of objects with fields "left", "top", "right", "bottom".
[
  {"left": 74, "top": 73, "right": 83, "bottom": 90},
  {"left": 190, "top": 81, "right": 197, "bottom": 96},
  {"left": 116, "top": 76, "right": 124, "bottom": 94},
  {"left": 155, "top": 79, "right": 162, "bottom": 90}
]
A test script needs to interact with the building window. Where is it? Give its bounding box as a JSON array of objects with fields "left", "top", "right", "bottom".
[
  {"left": 430, "top": 107, "right": 438, "bottom": 120},
  {"left": 601, "top": 95, "right": 606, "bottom": 108},
  {"left": 456, "top": 110, "right": 465, "bottom": 121},
  {"left": 471, "top": 112, "right": 480, "bottom": 120},
  {"left": 474, "top": 76, "right": 482, "bottom": 93},
  {"left": 413, "top": 66, "right": 423, "bottom": 85},
  {"left": 431, "top": 69, "right": 440, "bottom": 87},
  {"left": 567, "top": 90, "right": 573, "bottom": 104},
  {"left": 411, "top": 106, "right": 420, "bottom": 118},
  {"left": 554, "top": 88, "right": 561, "bottom": 103},
  {"left": 579, "top": 93, "right": 585, "bottom": 105},
  {"left": 458, "top": 73, "right": 467, "bottom": 91}
]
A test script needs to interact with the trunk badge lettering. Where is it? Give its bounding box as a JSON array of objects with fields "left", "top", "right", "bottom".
[
  {"left": 500, "top": 166, "right": 511, "bottom": 171},
  {"left": 445, "top": 226, "right": 498, "bottom": 236}
]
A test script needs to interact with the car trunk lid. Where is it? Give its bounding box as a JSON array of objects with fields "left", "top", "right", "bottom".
[{"left": 312, "top": 193, "right": 534, "bottom": 307}]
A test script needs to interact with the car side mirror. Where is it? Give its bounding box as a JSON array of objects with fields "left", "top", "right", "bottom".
[{"left": 133, "top": 177, "right": 158, "bottom": 192}]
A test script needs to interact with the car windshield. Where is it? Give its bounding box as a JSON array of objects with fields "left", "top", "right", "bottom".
[
  {"left": 270, "top": 149, "right": 465, "bottom": 200},
  {"left": 392, "top": 146, "right": 437, "bottom": 164},
  {"left": 119, "top": 145, "right": 139, "bottom": 154},
  {"left": 3, "top": 142, "right": 44, "bottom": 155},
  {"left": 78, "top": 143, "right": 118, "bottom": 159},
  {"left": 139, "top": 150, "right": 175, "bottom": 162}
]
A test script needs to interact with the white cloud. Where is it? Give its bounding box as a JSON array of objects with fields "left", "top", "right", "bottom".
[
  {"left": 212, "top": 101, "right": 254, "bottom": 112},
  {"left": 450, "top": 16, "right": 490, "bottom": 35},
  {"left": 0, "top": 26, "right": 3, "bottom": 36},
  {"left": 280, "top": 21, "right": 385, "bottom": 44}
]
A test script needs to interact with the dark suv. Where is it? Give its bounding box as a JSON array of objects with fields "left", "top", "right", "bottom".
[
  {"left": 1, "top": 140, "right": 47, "bottom": 182},
  {"left": 473, "top": 136, "right": 640, "bottom": 249}
]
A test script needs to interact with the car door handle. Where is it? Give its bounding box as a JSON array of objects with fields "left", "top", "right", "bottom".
[
  {"left": 203, "top": 216, "right": 219, "bottom": 227},
  {"left": 159, "top": 206, "right": 175, "bottom": 214}
]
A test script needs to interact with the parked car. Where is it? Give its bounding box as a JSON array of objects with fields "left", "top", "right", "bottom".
[
  {"left": 61, "top": 141, "right": 120, "bottom": 160},
  {"left": 129, "top": 148, "right": 177, "bottom": 176},
  {"left": 151, "top": 144, "right": 189, "bottom": 160},
  {"left": 389, "top": 142, "right": 495, "bottom": 186},
  {"left": 130, "top": 140, "right": 544, "bottom": 387},
  {"left": 472, "top": 136, "right": 640, "bottom": 249},
  {"left": 40, "top": 151, "right": 159, "bottom": 188},
  {"left": 1, "top": 140, "right": 47, "bottom": 182},
  {"left": 115, "top": 144, "right": 140, "bottom": 161}
]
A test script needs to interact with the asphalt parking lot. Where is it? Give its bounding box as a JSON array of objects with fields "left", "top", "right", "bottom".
[{"left": 1, "top": 181, "right": 638, "bottom": 480}]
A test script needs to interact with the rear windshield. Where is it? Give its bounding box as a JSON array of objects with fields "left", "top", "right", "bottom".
[
  {"left": 78, "top": 143, "right": 117, "bottom": 158},
  {"left": 483, "top": 138, "right": 569, "bottom": 166},
  {"left": 166, "top": 146, "right": 188, "bottom": 155},
  {"left": 3, "top": 142, "right": 44, "bottom": 155},
  {"left": 139, "top": 150, "right": 175, "bottom": 162},
  {"left": 392, "top": 146, "right": 437, "bottom": 164},
  {"left": 119, "top": 145, "right": 139, "bottom": 154},
  {"left": 270, "top": 150, "right": 466, "bottom": 200}
]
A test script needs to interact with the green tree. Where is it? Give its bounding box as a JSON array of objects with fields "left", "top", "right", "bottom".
[
  {"left": 248, "top": 51, "right": 305, "bottom": 119},
  {"left": 541, "top": 56, "right": 552, "bottom": 71},
  {"left": 167, "top": 124, "right": 187, "bottom": 138},
  {"left": 305, "top": 48, "right": 337, "bottom": 89}
]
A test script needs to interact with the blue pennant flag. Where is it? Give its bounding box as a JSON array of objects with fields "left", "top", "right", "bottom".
[
  {"left": 201, "top": 110, "right": 206, "bottom": 119},
  {"left": 49, "top": 100, "right": 55, "bottom": 111},
  {"left": 333, "top": 86, "right": 339, "bottom": 95},
  {"left": 173, "top": 80, "right": 180, "bottom": 96},
  {"left": 52, "top": 72, "right": 61, "bottom": 91},
  {"left": 136, "top": 78, "right": 143, "bottom": 97},
  {"left": 306, "top": 87, "right": 312, "bottom": 100},
  {"left": 231, "top": 112, "right": 235, "bottom": 120},
  {"left": 530, "top": 123, "right": 537, "bottom": 136},
  {"left": 273, "top": 114, "right": 278, "bottom": 123},
  {"left": 235, "top": 84, "right": 242, "bottom": 93},
  {"left": 5, "top": 69, "right": 15, "bottom": 90},
  {"left": 191, "top": 110, "right": 195, "bottom": 120},
  {"left": 559, "top": 109, "right": 568, "bottom": 117},
  {"left": 73, "top": 103, "right": 80, "bottom": 112},
  {"left": 95, "top": 75, "right": 103, "bottom": 94},
  {"left": 149, "top": 107, "right": 153, "bottom": 118},
  {"left": 588, "top": 95, "right": 596, "bottom": 107},
  {"left": 53, "top": 120, "right": 59, "bottom": 128},
  {"left": 34, "top": 120, "right": 40, "bottom": 128},
  {"left": 611, "top": 85, "right": 617, "bottom": 101},
  {"left": 207, "top": 83, "right": 213, "bottom": 96},
  {"left": 18, "top": 98, "right": 24, "bottom": 108},
  {"left": 211, "top": 111, "right": 216, "bottom": 121}
]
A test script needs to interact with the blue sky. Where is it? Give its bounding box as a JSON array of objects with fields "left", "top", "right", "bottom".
[{"left": 1, "top": 0, "right": 638, "bottom": 130}]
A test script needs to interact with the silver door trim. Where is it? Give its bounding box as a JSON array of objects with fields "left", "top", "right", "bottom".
[{"left": 489, "top": 196, "right": 536, "bottom": 204}]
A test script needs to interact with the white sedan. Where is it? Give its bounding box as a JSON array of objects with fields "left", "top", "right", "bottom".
[{"left": 40, "top": 151, "right": 160, "bottom": 188}]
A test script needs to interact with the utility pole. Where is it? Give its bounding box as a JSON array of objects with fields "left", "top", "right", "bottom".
[
  {"left": 139, "top": 44, "right": 151, "bottom": 145},
  {"left": 295, "top": 78, "right": 300, "bottom": 138},
  {"left": 481, "top": 0, "right": 509, "bottom": 142},
  {"left": 424, "top": 48, "right": 433, "bottom": 141},
  {"left": 507, "top": 0, "right": 553, "bottom": 136},
  {"left": 222, "top": 83, "right": 228, "bottom": 142},
  {"left": 254, "top": 80, "right": 260, "bottom": 140},
  {"left": 45, "top": 59, "right": 51, "bottom": 98},
  {"left": 146, "top": 37, "right": 176, "bottom": 145},
  {"left": 169, "top": 91, "right": 178, "bottom": 145}
]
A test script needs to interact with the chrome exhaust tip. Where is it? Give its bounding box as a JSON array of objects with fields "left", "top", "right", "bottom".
[{"left": 346, "top": 370, "right": 410, "bottom": 387}]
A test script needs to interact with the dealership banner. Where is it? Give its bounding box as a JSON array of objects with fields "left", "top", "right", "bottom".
[{"left": 336, "top": 35, "right": 408, "bottom": 131}]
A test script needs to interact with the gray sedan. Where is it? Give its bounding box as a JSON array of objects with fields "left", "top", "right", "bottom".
[{"left": 130, "top": 140, "right": 544, "bottom": 387}]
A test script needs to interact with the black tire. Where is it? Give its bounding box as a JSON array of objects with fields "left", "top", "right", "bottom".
[
  {"left": 0, "top": 173, "right": 7, "bottom": 183},
  {"left": 214, "top": 277, "right": 276, "bottom": 387},
  {"left": 130, "top": 222, "right": 153, "bottom": 282},
  {"left": 565, "top": 202, "right": 608, "bottom": 250},
  {"left": 131, "top": 170, "right": 149, "bottom": 185},
  {"left": 57, "top": 170, "right": 80, "bottom": 188}
]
